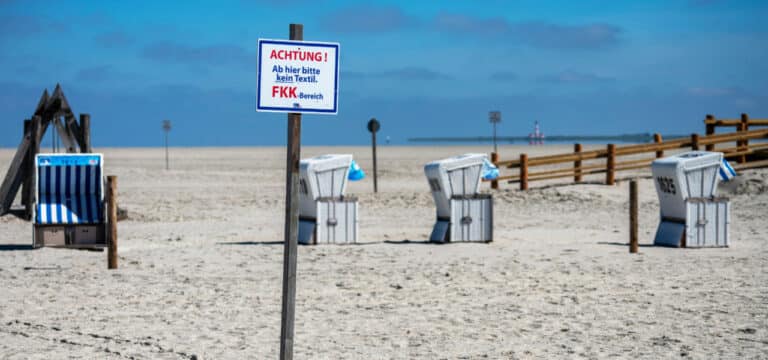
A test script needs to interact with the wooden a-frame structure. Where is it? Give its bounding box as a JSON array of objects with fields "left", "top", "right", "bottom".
[{"left": 0, "top": 84, "right": 93, "bottom": 219}]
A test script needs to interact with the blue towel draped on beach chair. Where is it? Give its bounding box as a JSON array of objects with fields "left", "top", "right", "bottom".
[
  {"left": 482, "top": 158, "right": 499, "bottom": 180},
  {"left": 348, "top": 160, "right": 365, "bottom": 181},
  {"left": 719, "top": 158, "right": 736, "bottom": 182},
  {"left": 36, "top": 154, "right": 104, "bottom": 224}
]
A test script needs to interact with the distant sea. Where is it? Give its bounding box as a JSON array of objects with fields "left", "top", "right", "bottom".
[{"left": 407, "top": 133, "right": 688, "bottom": 145}]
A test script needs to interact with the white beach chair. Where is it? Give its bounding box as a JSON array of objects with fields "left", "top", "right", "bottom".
[
  {"left": 652, "top": 151, "right": 729, "bottom": 247},
  {"left": 298, "top": 154, "right": 358, "bottom": 245},
  {"left": 424, "top": 153, "right": 493, "bottom": 243}
]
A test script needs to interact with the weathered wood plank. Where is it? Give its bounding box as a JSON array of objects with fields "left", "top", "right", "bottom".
[
  {"left": 80, "top": 114, "right": 91, "bottom": 153},
  {"left": 33, "top": 89, "right": 49, "bottom": 116},
  {"left": 280, "top": 23, "right": 302, "bottom": 360},
  {"left": 107, "top": 176, "right": 118, "bottom": 269},
  {"left": 629, "top": 180, "right": 639, "bottom": 253},
  {"left": 704, "top": 119, "right": 768, "bottom": 126},
  {"left": 20, "top": 119, "right": 32, "bottom": 207},
  {"left": 0, "top": 132, "right": 33, "bottom": 215},
  {"left": 24, "top": 116, "right": 42, "bottom": 220},
  {"left": 734, "top": 159, "right": 768, "bottom": 170},
  {"left": 606, "top": 144, "right": 616, "bottom": 186},
  {"left": 65, "top": 114, "right": 85, "bottom": 150},
  {"left": 574, "top": 143, "right": 582, "bottom": 182},
  {"left": 519, "top": 154, "right": 528, "bottom": 191}
]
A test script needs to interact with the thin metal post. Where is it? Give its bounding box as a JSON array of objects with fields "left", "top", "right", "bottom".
[
  {"left": 367, "top": 118, "right": 380, "bottom": 193},
  {"left": 165, "top": 132, "right": 169, "bottom": 170},
  {"left": 372, "top": 130, "right": 378, "bottom": 193},
  {"left": 493, "top": 121, "right": 497, "bottom": 154},
  {"left": 280, "top": 23, "right": 303, "bottom": 360},
  {"left": 489, "top": 111, "right": 501, "bottom": 153},
  {"left": 162, "top": 120, "right": 171, "bottom": 170}
]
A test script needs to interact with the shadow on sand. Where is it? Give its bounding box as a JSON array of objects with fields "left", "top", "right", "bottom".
[
  {"left": 597, "top": 241, "right": 654, "bottom": 248},
  {"left": 216, "top": 241, "right": 284, "bottom": 246},
  {"left": 0, "top": 244, "right": 35, "bottom": 251},
  {"left": 383, "top": 239, "right": 437, "bottom": 245},
  {"left": 216, "top": 240, "right": 441, "bottom": 246}
]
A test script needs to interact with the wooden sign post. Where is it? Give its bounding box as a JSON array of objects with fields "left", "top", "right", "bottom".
[
  {"left": 367, "top": 118, "right": 380, "bottom": 193},
  {"left": 257, "top": 24, "right": 339, "bottom": 360},
  {"left": 280, "top": 24, "right": 303, "bottom": 360}
]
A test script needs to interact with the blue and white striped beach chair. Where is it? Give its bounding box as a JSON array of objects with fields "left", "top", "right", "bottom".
[{"left": 33, "top": 154, "right": 107, "bottom": 248}]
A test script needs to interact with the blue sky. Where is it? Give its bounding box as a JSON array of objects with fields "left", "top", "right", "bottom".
[{"left": 0, "top": 0, "right": 766, "bottom": 146}]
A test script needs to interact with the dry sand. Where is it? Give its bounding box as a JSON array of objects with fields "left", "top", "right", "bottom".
[{"left": 0, "top": 145, "right": 766, "bottom": 359}]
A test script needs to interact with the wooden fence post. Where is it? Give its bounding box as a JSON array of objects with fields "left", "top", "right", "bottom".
[
  {"left": 739, "top": 113, "right": 749, "bottom": 163},
  {"left": 519, "top": 153, "right": 528, "bottom": 191},
  {"left": 107, "top": 176, "right": 118, "bottom": 269},
  {"left": 629, "top": 179, "right": 638, "bottom": 254},
  {"left": 0, "top": 119, "right": 34, "bottom": 215},
  {"left": 691, "top": 133, "right": 700, "bottom": 151},
  {"left": 705, "top": 114, "right": 715, "bottom": 151},
  {"left": 653, "top": 133, "right": 663, "bottom": 158},
  {"left": 21, "top": 119, "right": 31, "bottom": 208},
  {"left": 574, "top": 143, "right": 582, "bottom": 182},
  {"left": 490, "top": 152, "right": 499, "bottom": 189},
  {"left": 606, "top": 144, "right": 616, "bottom": 186},
  {"left": 24, "top": 117, "right": 41, "bottom": 220}
]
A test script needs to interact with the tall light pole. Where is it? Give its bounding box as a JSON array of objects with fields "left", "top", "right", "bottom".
[
  {"left": 489, "top": 111, "right": 501, "bottom": 153},
  {"left": 162, "top": 120, "right": 171, "bottom": 170}
]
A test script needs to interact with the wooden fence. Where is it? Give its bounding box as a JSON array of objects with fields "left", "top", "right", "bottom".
[
  {"left": 705, "top": 113, "right": 768, "bottom": 163},
  {"left": 490, "top": 114, "right": 768, "bottom": 190}
]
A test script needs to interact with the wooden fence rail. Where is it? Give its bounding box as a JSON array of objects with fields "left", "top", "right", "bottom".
[
  {"left": 490, "top": 122, "right": 768, "bottom": 190},
  {"left": 705, "top": 113, "right": 768, "bottom": 162}
]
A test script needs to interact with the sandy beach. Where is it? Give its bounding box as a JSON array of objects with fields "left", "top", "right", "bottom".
[{"left": 0, "top": 145, "right": 766, "bottom": 359}]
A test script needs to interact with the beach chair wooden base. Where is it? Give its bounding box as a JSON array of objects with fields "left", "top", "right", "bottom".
[
  {"left": 298, "top": 198, "right": 358, "bottom": 245},
  {"left": 654, "top": 197, "right": 730, "bottom": 248},
  {"left": 430, "top": 195, "right": 493, "bottom": 243},
  {"left": 33, "top": 223, "right": 108, "bottom": 249}
]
